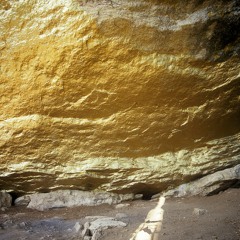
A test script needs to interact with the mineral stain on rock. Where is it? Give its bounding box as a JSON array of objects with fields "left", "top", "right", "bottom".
[{"left": 0, "top": 0, "right": 239, "bottom": 194}]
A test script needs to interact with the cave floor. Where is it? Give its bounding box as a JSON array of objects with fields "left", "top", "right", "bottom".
[{"left": 0, "top": 188, "right": 239, "bottom": 240}]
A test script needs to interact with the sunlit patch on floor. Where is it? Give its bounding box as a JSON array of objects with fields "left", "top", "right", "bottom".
[{"left": 130, "top": 196, "right": 165, "bottom": 240}]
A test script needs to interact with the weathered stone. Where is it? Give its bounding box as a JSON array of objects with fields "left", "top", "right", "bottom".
[
  {"left": 84, "top": 215, "right": 128, "bottom": 237},
  {"left": 193, "top": 208, "right": 208, "bottom": 216},
  {"left": 115, "top": 213, "right": 129, "bottom": 219},
  {"left": 18, "top": 222, "right": 26, "bottom": 228},
  {"left": 92, "top": 230, "right": 102, "bottom": 240},
  {"left": 134, "top": 194, "right": 143, "bottom": 200},
  {"left": 83, "top": 237, "right": 92, "bottom": 240},
  {"left": 89, "top": 217, "right": 127, "bottom": 231},
  {"left": 0, "top": 191, "right": 12, "bottom": 208},
  {"left": 164, "top": 164, "right": 240, "bottom": 197},
  {"left": 115, "top": 203, "right": 130, "bottom": 209},
  {"left": 82, "top": 222, "right": 91, "bottom": 238},
  {"left": 0, "top": 0, "right": 239, "bottom": 194},
  {"left": 14, "top": 195, "right": 31, "bottom": 206},
  {"left": 73, "top": 222, "right": 83, "bottom": 233},
  {"left": 17, "top": 190, "right": 135, "bottom": 210},
  {"left": 84, "top": 222, "right": 91, "bottom": 230}
]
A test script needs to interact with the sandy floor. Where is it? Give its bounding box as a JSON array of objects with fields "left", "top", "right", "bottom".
[{"left": 0, "top": 188, "right": 239, "bottom": 240}]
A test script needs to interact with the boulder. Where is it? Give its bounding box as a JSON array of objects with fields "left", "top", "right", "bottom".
[
  {"left": 164, "top": 164, "right": 240, "bottom": 197},
  {"left": 14, "top": 195, "right": 31, "bottom": 206},
  {"left": 0, "top": 191, "right": 12, "bottom": 208},
  {"left": 15, "top": 190, "right": 135, "bottom": 211}
]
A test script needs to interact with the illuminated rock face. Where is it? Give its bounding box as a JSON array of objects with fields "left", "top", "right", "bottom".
[{"left": 0, "top": 0, "right": 239, "bottom": 194}]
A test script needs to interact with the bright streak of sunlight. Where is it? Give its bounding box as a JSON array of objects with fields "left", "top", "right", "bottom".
[
  {"left": 130, "top": 196, "right": 166, "bottom": 240},
  {"left": 135, "top": 231, "right": 152, "bottom": 240}
]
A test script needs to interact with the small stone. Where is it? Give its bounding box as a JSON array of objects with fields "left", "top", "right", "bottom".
[
  {"left": 115, "top": 203, "right": 130, "bottom": 209},
  {"left": 116, "top": 213, "right": 128, "bottom": 219},
  {"left": 193, "top": 208, "right": 208, "bottom": 216},
  {"left": 73, "top": 222, "right": 83, "bottom": 233},
  {"left": 19, "top": 222, "right": 26, "bottom": 228},
  {"left": 134, "top": 194, "right": 143, "bottom": 200},
  {"left": 1, "top": 207, "right": 6, "bottom": 211}
]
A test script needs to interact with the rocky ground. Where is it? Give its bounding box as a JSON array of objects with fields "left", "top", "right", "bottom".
[{"left": 0, "top": 188, "right": 239, "bottom": 240}]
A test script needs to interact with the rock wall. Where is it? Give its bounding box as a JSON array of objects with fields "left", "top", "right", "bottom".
[{"left": 0, "top": 0, "right": 240, "bottom": 194}]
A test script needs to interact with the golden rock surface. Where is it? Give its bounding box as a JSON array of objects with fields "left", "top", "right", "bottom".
[{"left": 0, "top": 0, "right": 240, "bottom": 194}]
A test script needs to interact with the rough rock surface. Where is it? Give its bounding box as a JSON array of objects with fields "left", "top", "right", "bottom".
[
  {"left": 163, "top": 164, "right": 240, "bottom": 197},
  {"left": 0, "top": 0, "right": 240, "bottom": 194},
  {"left": 0, "top": 191, "right": 12, "bottom": 208},
  {"left": 89, "top": 217, "right": 127, "bottom": 231},
  {"left": 15, "top": 190, "right": 135, "bottom": 211}
]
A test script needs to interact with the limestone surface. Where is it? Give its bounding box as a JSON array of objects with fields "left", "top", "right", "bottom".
[
  {"left": 89, "top": 217, "right": 127, "bottom": 231},
  {"left": 164, "top": 164, "right": 240, "bottom": 197},
  {"left": 15, "top": 190, "right": 135, "bottom": 211},
  {"left": 0, "top": 0, "right": 240, "bottom": 194},
  {"left": 0, "top": 191, "right": 12, "bottom": 208}
]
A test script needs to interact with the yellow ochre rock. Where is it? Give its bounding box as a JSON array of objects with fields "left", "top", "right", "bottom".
[{"left": 0, "top": 0, "right": 240, "bottom": 194}]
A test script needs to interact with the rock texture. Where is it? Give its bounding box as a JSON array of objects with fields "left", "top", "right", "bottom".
[
  {"left": 0, "top": 0, "right": 240, "bottom": 194},
  {"left": 163, "top": 164, "right": 240, "bottom": 197},
  {"left": 0, "top": 191, "right": 12, "bottom": 207},
  {"left": 89, "top": 217, "right": 127, "bottom": 231},
  {"left": 14, "top": 190, "right": 136, "bottom": 211}
]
